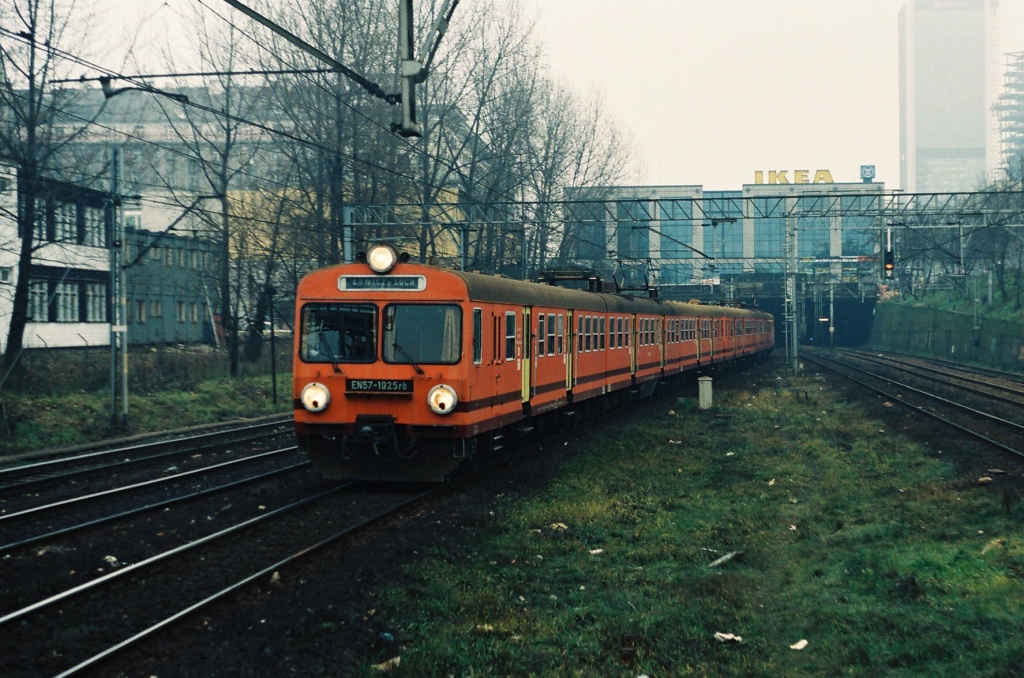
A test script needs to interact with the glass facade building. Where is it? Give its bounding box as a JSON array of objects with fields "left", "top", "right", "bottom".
[
  {"left": 564, "top": 181, "right": 887, "bottom": 298},
  {"left": 899, "top": 0, "right": 1000, "bottom": 192}
]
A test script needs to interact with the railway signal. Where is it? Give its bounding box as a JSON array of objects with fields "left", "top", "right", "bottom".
[
  {"left": 883, "top": 248, "right": 895, "bottom": 278},
  {"left": 882, "top": 225, "right": 895, "bottom": 279}
]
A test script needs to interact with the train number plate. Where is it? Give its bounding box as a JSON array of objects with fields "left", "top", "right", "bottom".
[{"left": 346, "top": 379, "right": 413, "bottom": 394}]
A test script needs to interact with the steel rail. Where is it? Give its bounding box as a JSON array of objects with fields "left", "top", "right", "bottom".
[
  {"left": 0, "top": 416, "right": 291, "bottom": 482},
  {"left": 804, "top": 354, "right": 1024, "bottom": 459},
  {"left": 53, "top": 483, "right": 436, "bottom": 677},
  {"left": 0, "top": 457, "right": 308, "bottom": 555},
  {"left": 0, "top": 483, "right": 351, "bottom": 628},
  {"left": 852, "top": 348, "right": 1024, "bottom": 384},
  {"left": 0, "top": 427, "right": 288, "bottom": 495},
  {"left": 841, "top": 350, "right": 1024, "bottom": 401},
  {"left": 0, "top": 447, "right": 295, "bottom": 523}
]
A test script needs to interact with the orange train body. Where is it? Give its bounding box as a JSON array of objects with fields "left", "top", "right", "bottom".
[{"left": 293, "top": 252, "right": 774, "bottom": 481}]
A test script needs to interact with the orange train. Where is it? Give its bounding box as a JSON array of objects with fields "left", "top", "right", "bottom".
[{"left": 293, "top": 244, "right": 774, "bottom": 481}]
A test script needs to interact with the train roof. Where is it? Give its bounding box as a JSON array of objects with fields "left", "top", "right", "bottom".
[
  {"left": 298, "top": 262, "right": 772, "bottom": 320},
  {"left": 451, "top": 269, "right": 772, "bottom": 319}
]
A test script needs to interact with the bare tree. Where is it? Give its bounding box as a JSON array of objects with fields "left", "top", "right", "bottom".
[
  {"left": 0, "top": 0, "right": 107, "bottom": 374},
  {"left": 150, "top": 9, "right": 268, "bottom": 376}
]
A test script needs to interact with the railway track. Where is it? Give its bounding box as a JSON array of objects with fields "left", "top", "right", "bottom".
[
  {"left": 0, "top": 480, "right": 439, "bottom": 677},
  {"left": 0, "top": 415, "right": 293, "bottom": 494},
  {"left": 803, "top": 349, "right": 1024, "bottom": 460},
  {"left": 0, "top": 367, "right": 764, "bottom": 676},
  {"left": 0, "top": 410, "right": 536, "bottom": 676},
  {"left": 850, "top": 348, "right": 1024, "bottom": 385},
  {"left": 836, "top": 349, "right": 1024, "bottom": 416}
]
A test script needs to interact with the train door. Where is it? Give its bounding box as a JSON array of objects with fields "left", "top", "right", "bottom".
[
  {"left": 712, "top": 319, "right": 720, "bottom": 364},
  {"left": 521, "top": 307, "right": 532, "bottom": 404},
  {"left": 629, "top": 315, "right": 637, "bottom": 376},
  {"left": 565, "top": 310, "right": 574, "bottom": 392},
  {"left": 658, "top": 317, "right": 665, "bottom": 369}
]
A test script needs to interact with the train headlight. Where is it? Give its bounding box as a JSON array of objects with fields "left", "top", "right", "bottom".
[
  {"left": 367, "top": 244, "right": 398, "bottom": 274},
  {"left": 427, "top": 384, "right": 458, "bottom": 415},
  {"left": 300, "top": 382, "right": 331, "bottom": 413}
]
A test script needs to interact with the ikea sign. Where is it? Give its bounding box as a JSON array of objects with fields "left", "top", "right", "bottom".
[{"left": 754, "top": 170, "right": 834, "bottom": 185}]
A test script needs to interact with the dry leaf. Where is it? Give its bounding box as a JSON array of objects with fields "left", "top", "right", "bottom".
[{"left": 371, "top": 657, "right": 401, "bottom": 672}]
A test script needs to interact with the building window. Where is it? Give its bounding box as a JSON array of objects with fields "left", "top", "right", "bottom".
[
  {"left": 55, "top": 282, "right": 78, "bottom": 322},
  {"left": 55, "top": 203, "right": 76, "bottom": 242},
  {"left": 136, "top": 300, "right": 146, "bottom": 324},
  {"left": 150, "top": 300, "right": 162, "bottom": 317},
  {"left": 83, "top": 206, "right": 105, "bottom": 247},
  {"left": 190, "top": 302, "right": 199, "bottom": 323},
  {"left": 28, "top": 280, "right": 47, "bottom": 321},
  {"left": 85, "top": 283, "right": 107, "bottom": 322},
  {"left": 176, "top": 301, "right": 186, "bottom": 322},
  {"left": 33, "top": 201, "right": 47, "bottom": 242}
]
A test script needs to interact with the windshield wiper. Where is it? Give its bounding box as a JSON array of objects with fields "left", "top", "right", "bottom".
[
  {"left": 317, "top": 333, "right": 341, "bottom": 373},
  {"left": 392, "top": 342, "right": 425, "bottom": 375}
]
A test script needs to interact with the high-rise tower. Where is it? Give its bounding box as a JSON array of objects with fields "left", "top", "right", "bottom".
[{"left": 899, "top": 0, "right": 1001, "bottom": 192}]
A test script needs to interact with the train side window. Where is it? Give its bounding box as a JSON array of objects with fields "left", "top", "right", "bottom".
[
  {"left": 617, "top": 317, "right": 623, "bottom": 348},
  {"left": 473, "top": 308, "right": 482, "bottom": 365},
  {"left": 584, "top": 316, "right": 592, "bottom": 352},
  {"left": 547, "top": 313, "right": 556, "bottom": 355},
  {"left": 536, "top": 311, "right": 544, "bottom": 356},
  {"left": 578, "top": 316, "right": 584, "bottom": 352},
  {"left": 505, "top": 312, "right": 516, "bottom": 361},
  {"left": 557, "top": 314, "right": 564, "bottom": 354},
  {"left": 537, "top": 313, "right": 546, "bottom": 357},
  {"left": 493, "top": 315, "right": 499, "bottom": 362},
  {"left": 600, "top": 317, "right": 606, "bottom": 350}
]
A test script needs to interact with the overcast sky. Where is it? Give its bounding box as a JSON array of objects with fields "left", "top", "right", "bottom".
[
  {"left": 94, "top": 1, "right": 1024, "bottom": 191},
  {"left": 530, "top": 0, "right": 1024, "bottom": 189}
]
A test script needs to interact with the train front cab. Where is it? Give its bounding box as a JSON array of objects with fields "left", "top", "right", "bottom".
[{"left": 294, "top": 257, "right": 493, "bottom": 482}]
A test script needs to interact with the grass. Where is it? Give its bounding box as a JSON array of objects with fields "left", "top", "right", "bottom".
[
  {"left": 358, "top": 364, "right": 1024, "bottom": 676},
  {"left": 0, "top": 372, "right": 291, "bottom": 456},
  {"left": 6, "top": 351, "right": 1022, "bottom": 674}
]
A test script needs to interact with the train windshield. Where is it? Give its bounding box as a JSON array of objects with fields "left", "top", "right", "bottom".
[
  {"left": 300, "top": 303, "right": 377, "bottom": 363},
  {"left": 383, "top": 304, "right": 461, "bottom": 365}
]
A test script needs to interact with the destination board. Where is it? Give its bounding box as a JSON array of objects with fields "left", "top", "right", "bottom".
[{"left": 338, "top": 275, "right": 425, "bottom": 291}]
